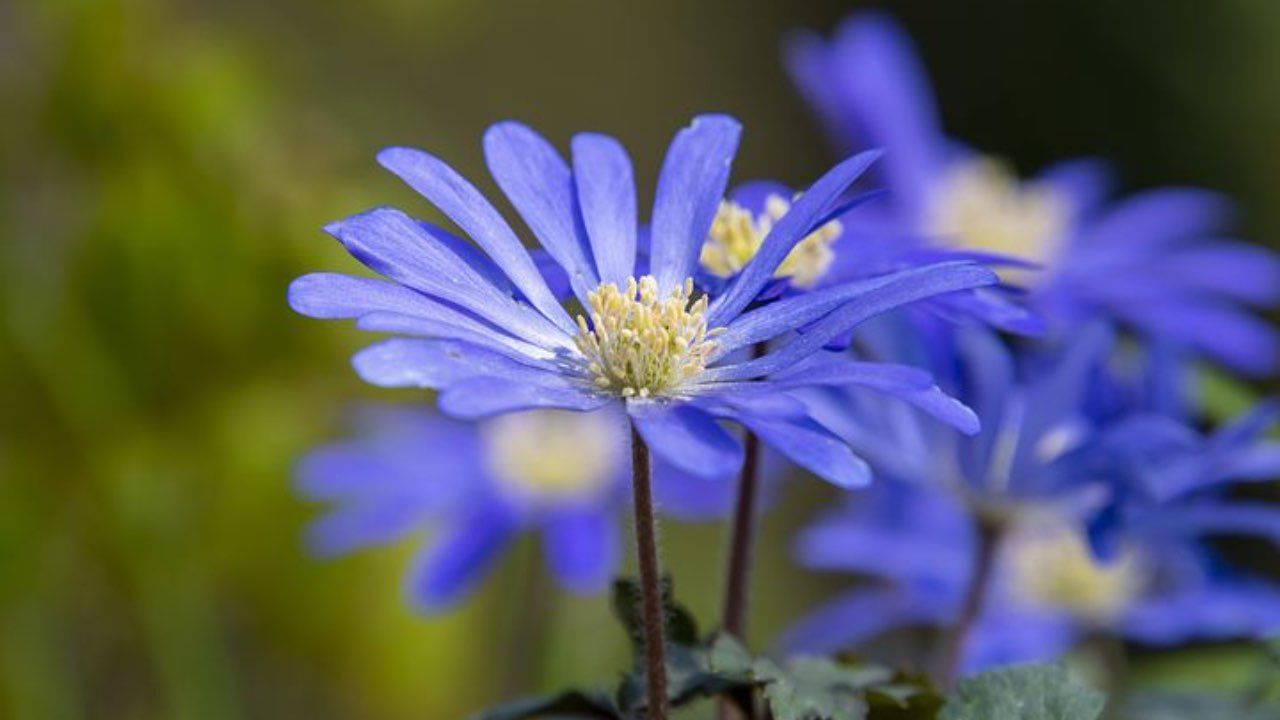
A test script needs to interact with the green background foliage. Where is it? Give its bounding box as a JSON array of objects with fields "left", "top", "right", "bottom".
[{"left": 1, "top": 0, "right": 1276, "bottom": 717}]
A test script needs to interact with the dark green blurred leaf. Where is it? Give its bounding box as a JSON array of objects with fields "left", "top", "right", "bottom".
[
  {"left": 940, "top": 664, "right": 1105, "bottom": 720},
  {"left": 1119, "top": 691, "right": 1280, "bottom": 720},
  {"left": 755, "top": 657, "right": 874, "bottom": 720},
  {"left": 609, "top": 576, "right": 699, "bottom": 656},
  {"left": 466, "top": 689, "right": 621, "bottom": 720}
]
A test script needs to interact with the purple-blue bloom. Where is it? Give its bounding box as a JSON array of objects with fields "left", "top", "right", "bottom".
[
  {"left": 296, "top": 405, "right": 746, "bottom": 611},
  {"left": 786, "top": 12, "right": 1280, "bottom": 375},
  {"left": 784, "top": 482, "right": 1280, "bottom": 674},
  {"left": 289, "top": 115, "right": 996, "bottom": 488}
]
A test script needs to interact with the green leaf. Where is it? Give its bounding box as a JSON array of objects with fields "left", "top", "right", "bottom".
[
  {"left": 1119, "top": 691, "right": 1280, "bottom": 720},
  {"left": 940, "top": 664, "right": 1106, "bottom": 720},
  {"left": 467, "top": 689, "right": 620, "bottom": 720},
  {"left": 609, "top": 576, "right": 699, "bottom": 658},
  {"left": 755, "top": 656, "right": 875, "bottom": 720}
]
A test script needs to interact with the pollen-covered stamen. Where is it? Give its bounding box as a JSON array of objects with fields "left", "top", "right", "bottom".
[
  {"left": 700, "top": 195, "right": 842, "bottom": 288},
  {"left": 929, "top": 157, "right": 1067, "bottom": 281},
  {"left": 574, "top": 276, "right": 723, "bottom": 398},
  {"left": 1008, "top": 524, "right": 1145, "bottom": 622}
]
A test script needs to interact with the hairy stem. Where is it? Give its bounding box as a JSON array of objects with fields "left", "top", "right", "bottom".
[
  {"left": 630, "top": 423, "right": 669, "bottom": 720},
  {"left": 938, "top": 518, "right": 1002, "bottom": 689}
]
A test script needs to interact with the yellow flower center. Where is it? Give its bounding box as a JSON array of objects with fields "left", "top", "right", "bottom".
[
  {"left": 700, "top": 195, "right": 842, "bottom": 289},
  {"left": 1008, "top": 524, "right": 1144, "bottom": 622},
  {"left": 484, "top": 410, "right": 620, "bottom": 500},
  {"left": 928, "top": 158, "right": 1067, "bottom": 282},
  {"left": 573, "top": 275, "right": 722, "bottom": 398}
]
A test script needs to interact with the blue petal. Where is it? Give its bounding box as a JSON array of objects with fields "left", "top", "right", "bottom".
[
  {"left": 439, "top": 377, "right": 611, "bottom": 420},
  {"left": 304, "top": 501, "right": 430, "bottom": 557},
  {"left": 628, "top": 403, "right": 744, "bottom": 481},
  {"left": 484, "top": 122, "right": 599, "bottom": 301},
  {"left": 824, "top": 12, "right": 945, "bottom": 217},
  {"left": 353, "top": 311, "right": 553, "bottom": 362},
  {"left": 1121, "top": 581, "right": 1280, "bottom": 645},
  {"left": 573, "top": 132, "right": 637, "bottom": 286},
  {"left": 708, "top": 149, "right": 882, "bottom": 326},
  {"left": 708, "top": 262, "right": 997, "bottom": 380},
  {"left": 649, "top": 115, "right": 742, "bottom": 294},
  {"left": 377, "top": 146, "right": 577, "bottom": 333},
  {"left": 351, "top": 338, "right": 562, "bottom": 389},
  {"left": 542, "top": 508, "right": 618, "bottom": 595},
  {"left": 781, "top": 587, "right": 953, "bottom": 656},
  {"left": 325, "top": 208, "right": 570, "bottom": 348},
  {"left": 1077, "top": 188, "right": 1232, "bottom": 250},
  {"left": 738, "top": 414, "right": 870, "bottom": 489},
  {"left": 1117, "top": 300, "right": 1278, "bottom": 376},
  {"left": 406, "top": 508, "right": 517, "bottom": 612}
]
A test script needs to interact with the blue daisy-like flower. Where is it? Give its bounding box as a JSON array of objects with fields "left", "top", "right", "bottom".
[
  {"left": 296, "top": 405, "right": 747, "bottom": 611},
  {"left": 784, "top": 482, "right": 1280, "bottom": 674},
  {"left": 786, "top": 12, "right": 1280, "bottom": 374},
  {"left": 289, "top": 115, "right": 995, "bottom": 487}
]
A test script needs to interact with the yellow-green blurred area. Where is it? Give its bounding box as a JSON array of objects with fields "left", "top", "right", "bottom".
[{"left": 2, "top": 0, "right": 1279, "bottom": 718}]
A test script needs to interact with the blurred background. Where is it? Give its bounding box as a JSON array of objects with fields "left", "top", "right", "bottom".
[{"left": 2, "top": 0, "right": 1278, "bottom": 717}]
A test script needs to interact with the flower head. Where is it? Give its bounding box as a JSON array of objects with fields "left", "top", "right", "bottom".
[
  {"left": 701, "top": 194, "right": 842, "bottom": 288},
  {"left": 787, "top": 11, "right": 1280, "bottom": 374},
  {"left": 290, "top": 115, "right": 996, "bottom": 486}
]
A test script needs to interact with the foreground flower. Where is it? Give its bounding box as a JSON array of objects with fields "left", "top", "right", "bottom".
[
  {"left": 786, "top": 12, "right": 1280, "bottom": 374},
  {"left": 289, "top": 115, "right": 993, "bottom": 486},
  {"left": 290, "top": 114, "right": 996, "bottom": 719},
  {"left": 784, "top": 482, "right": 1280, "bottom": 675}
]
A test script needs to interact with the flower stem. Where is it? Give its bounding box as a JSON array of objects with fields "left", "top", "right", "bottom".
[
  {"left": 630, "top": 422, "right": 669, "bottom": 720},
  {"left": 720, "top": 341, "right": 770, "bottom": 642},
  {"left": 718, "top": 342, "right": 769, "bottom": 720},
  {"left": 937, "top": 517, "right": 1002, "bottom": 689}
]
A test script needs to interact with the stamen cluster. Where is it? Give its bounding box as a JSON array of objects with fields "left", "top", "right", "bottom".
[
  {"left": 700, "top": 195, "right": 841, "bottom": 288},
  {"left": 929, "top": 158, "right": 1066, "bottom": 273},
  {"left": 574, "top": 276, "right": 722, "bottom": 398}
]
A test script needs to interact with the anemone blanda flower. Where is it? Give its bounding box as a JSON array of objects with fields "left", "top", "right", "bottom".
[
  {"left": 295, "top": 405, "right": 745, "bottom": 610},
  {"left": 783, "top": 482, "right": 1280, "bottom": 674},
  {"left": 289, "top": 115, "right": 995, "bottom": 487},
  {"left": 786, "top": 12, "right": 1280, "bottom": 374}
]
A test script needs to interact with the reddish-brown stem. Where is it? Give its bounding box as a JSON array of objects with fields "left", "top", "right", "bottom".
[{"left": 630, "top": 423, "right": 668, "bottom": 720}]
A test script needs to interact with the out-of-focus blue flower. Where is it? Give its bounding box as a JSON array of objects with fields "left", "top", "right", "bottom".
[
  {"left": 692, "top": 181, "right": 1042, "bottom": 336},
  {"left": 296, "top": 405, "right": 747, "bottom": 610},
  {"left": 290, "top": 115, "right": 995, "bottom": 489},
  {"left": 784, "top": 482, "right": 1280, "bottom": 674},
  {"left": 798, "top": 323, "right": 1118, "bottom": 514},
  {"left": 786, "top": 12, "right": 1280, "bottom": 375}
]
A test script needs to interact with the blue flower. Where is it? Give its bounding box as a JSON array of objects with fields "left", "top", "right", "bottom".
[
  {"left": 786, "top": 12, "right": 1280, "bottom": 374},
  {"left": 296, "top": 405, "right": 745, "bottom": 610},
  {"left": 289, "top": 116, "right": 995, "bottom": 488},
  {"left": 784, "top": 482, "right": 1280, "bottom": 674}
]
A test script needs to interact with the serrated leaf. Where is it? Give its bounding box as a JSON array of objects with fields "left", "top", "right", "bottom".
[
  {"left": 467, "top": 689, "right": 620, "bottom": 720},
  {"left": 940, "top": 664, "right": 1105, "bottom": 720},
  {"left": 756, "top": 657, "right": 874, "bottom": 720}
]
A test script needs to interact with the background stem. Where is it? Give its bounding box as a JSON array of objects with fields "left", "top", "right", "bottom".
[
  {"left": 630, "top": 423, "right": 669, "bottom": 720},
  {"left": 937, "top": 518, "right": 1002, "bottom": 689}
]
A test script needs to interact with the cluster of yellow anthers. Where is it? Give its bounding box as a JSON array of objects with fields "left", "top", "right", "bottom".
[
  {"left": 1009, "top": 524, "right": 1144, "bottom": 621},
  {"left": 700, "top": 195, "right": 842, "bottom": 289},
  {"left": 929, "top": 157, "right": 1067, "bottom": 279},
  {"left": 574, "top": 276, "right": 724, "bottom": 398},
  {"left": 484, "top": 410, "right": 619, "bottom": 500}
]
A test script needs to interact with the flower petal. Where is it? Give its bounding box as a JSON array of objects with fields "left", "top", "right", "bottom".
[
  {"left": 542, "top": 508, "right": 619, "bottom": 595},
  {"left": 351, "top": 338, "right": 560, "bottom": 390},
  {"left": 649, "top": 115, "right": 742, "bottom": 294},
  {"left": 438, "top": 377, "right": 610, "bottom": 420},
  {"left": 573, "top": 132, "right": 637, "bottom": 286},
  {"left": 628, "top": 403, "right": 744, "bottom": 481},
  {"left": 484, "top": 122, "right": 599, "bottom": 301},
  {"left": 377, "top": 146, "right": 577, "bottom": 333},
  {"left": 708, "top": 149, "right": 882, "bottom": 325},
  {"left": 406, "top": 508, "right": 516, "bottom": 612}
]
